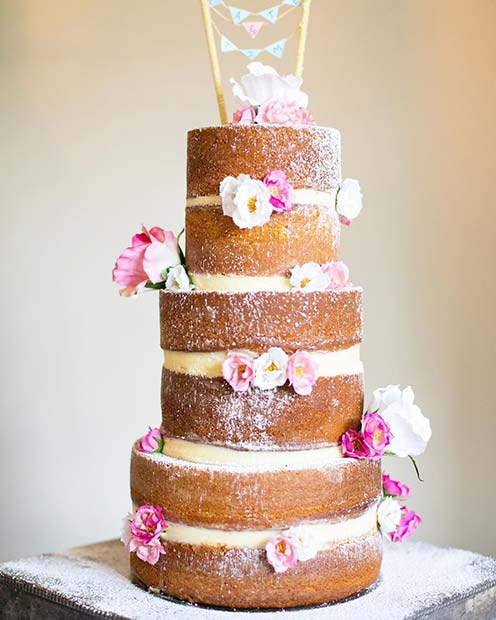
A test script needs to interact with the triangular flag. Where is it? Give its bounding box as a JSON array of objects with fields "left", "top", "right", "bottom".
[
  {"left": 240, "top": 48, "right": 262, "bottom": 60},
  {"left": 220, "top": 35, "right": 238, "bottom": 53},
  {"left": 228, "top": 5, "right": 251, "bottom": 24},
  {"left": 265, "top": 38, "right": 287, "bottom": 58},
  {"left": 258, "top": 5, "right": 279, "bottom": 23},
  {"left": 282, "top": 0, "right": 301, "bottom": 6},
  {"left": 208, "top": 0, "right": 223, "bottom": 6},
  {"left": 242, "top": 21, "right": 264, "bottom": 39}
]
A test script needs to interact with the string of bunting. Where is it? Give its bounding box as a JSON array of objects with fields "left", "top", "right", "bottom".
[
  {"left": 214, "top": 22, "right": 293, "bottom": 59},
  {"left": 208, "top": 0, "right": 301, "bottom": 28}
]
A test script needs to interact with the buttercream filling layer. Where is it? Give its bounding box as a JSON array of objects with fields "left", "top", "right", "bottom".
[
  {"left": 186, "top": 188, "right": 337, "bottom": 209},
  {"left": 191, "top": 273, "right": 293, "bottom": 292},
  {"left": 163, "top": 345, "right": 362, "bottom": 378},
  {"left": 160, "top": 505, "right": 378, "bottom": 549},
  {"left": 162, "top": 437, "right": 343, "bottom": 467}
]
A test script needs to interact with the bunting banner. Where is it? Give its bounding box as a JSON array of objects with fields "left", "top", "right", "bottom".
[
  {"left": 220, "top": 35, "right": 287, "bottom": 59},
  {"left": 209, "top": 0, "right": 301, "bottom": 23}
]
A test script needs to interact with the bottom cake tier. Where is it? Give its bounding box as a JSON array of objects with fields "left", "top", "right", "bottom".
[
  {"left": 128, "top": 442, "right": 382, "bottom": 609},
  {"left": 131, "top": 532, "right": 382, "bottom": 609}
]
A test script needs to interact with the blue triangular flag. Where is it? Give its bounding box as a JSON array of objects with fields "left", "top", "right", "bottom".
[
  {"left": 240, "top": 48, "right": 262, "bottom": 60},
  {"left": 265, "top": 38, "right": 287, "bottom": 59},
  {"left": 258, "top": 5, "right": 279, "bottom": 23},
  {"left": 283, "top": 0, "right": 301, "bottom": 6},
  {"left": 208, "top": 0, "right": 223, "bottom": 6},
  {"left": 228, "top": 5, "right": 251, "bottom": 24},
  {"left": 220, "top": 35, "right": 238, "bottom": 53}
]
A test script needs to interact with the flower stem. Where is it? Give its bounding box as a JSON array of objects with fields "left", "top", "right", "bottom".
[{"left": 409, "top": 455, "right": 424, "bottom": 482}]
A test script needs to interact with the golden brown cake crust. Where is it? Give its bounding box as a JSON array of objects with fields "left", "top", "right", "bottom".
[
  {"left": 185, "top": 204, "right": 339, "bottom": 276},
  {"left": 131, "top": 532, "right": 382, "bottom": 609},
  {"left": 130, "top": 443, "right": 381, "bottom": 529},
  {"left": 187, "top": 125, "right": 341, "bottom": 197},
  {"left": 161, "top": 370, "right": 363, "bottom": 450},
  {"left": 159, "top": 289, "right": 362, "bottom": 352}
]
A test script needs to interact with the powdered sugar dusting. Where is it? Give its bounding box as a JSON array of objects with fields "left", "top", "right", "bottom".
[
  {"left": 162, "top": 372, "right": 363, "bottom": 451},
  {"left": 187, "top": 125, "right": 342, "bottom": 197},
  {"left": 1, "top": 541, "right": 495, "bottom": 619},
  {"left": 159, "top": 288, "right": 363, "bottom": 352}
]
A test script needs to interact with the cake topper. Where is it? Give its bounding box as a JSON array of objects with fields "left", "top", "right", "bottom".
[{"left": 199, "top": 0, "right": 312, "bottom": 123}]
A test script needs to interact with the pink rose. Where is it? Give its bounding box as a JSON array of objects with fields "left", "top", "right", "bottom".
[
  {"left": 341, "top": 428, "right": 374, "bottom": 459},
  {"left": 232, "top": 106, "right": 256, "bottom": 125},
  {"left": 130, "top": 505, "right": 167, "bottom": 544},
  {"left": 287, "top": 351, "right": 318, "bottom": 396},
  {"left": 339, "top": 215, "right": 352, "bottom": 227},
  {"left": 222, "top": 352, "right": 255, "bottom": 392},
  {"left": 361, "top": 412, "right": 392, "bottom": 460},
  {"left": 382, "top": 473, "right": 410, "bottom": 499},
  {"left": 263, "top": 170, "right": 295, "bottom": 212},
  {"left": 128, "top": 536, "right": 166, "bottom": 565},
  {"left": 389, "top": 506, "right": 421, "bottom": 543},
  {"left": 139, "top": 427, "right": 163, "bottom": 454},
  {"left": 256, "top": 100, "right": 314, "bottom": 126},
  {"left": 322, "top": 260, "right": 350, "bottom": 290},
  {"left": 112, "top": 226, "right": 180, "bottom": 296},
  {"left": 265, "top": 535, "right": 299, "bottom": 573}
]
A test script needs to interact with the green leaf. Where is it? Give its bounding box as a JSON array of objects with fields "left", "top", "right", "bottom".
[{"left": 144, "top": 281, "right": 166, "bottom": 290}]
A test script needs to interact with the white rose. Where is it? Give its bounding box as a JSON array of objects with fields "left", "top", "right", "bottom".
[
  {"left": 369, "top": 385, "right": 432, "bottom": 457},
  {"left": 336, "top": 178, "right": 363, "bottom": 221},
  {"left": 230, "top": 62, "right": 309, "bottom": 109},
  {"left": 219, "top": 174, "right": 250, "bottom": 216},
  {"left": 253, "top": 347, "right": 288, "bottom": 390},
  {"left": 221, "top": 175, "right": 273, "bottom": 229},
  {"left": 286, "top": 525, "right": 319, "bottom": 561},
  {"left": 289, "top": 262, "right": 329, "bottom": 292},
  {"left": 377, "top": 497, "right": 402, "bottom": 534},
  {"left": 165, "top": 265, "right": 194, "bottom": 291}
]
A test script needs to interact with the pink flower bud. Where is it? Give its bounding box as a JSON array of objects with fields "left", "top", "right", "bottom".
[
  {"left": 112, "top": 226, "right": 180, "bottom": 296},
  {"left": 265, "top": 535, "right": 299, "bottom": 573},
  {"left": 263, "top": 170, "right": 295, "bottom": 212},
  {"left": 341, "top": 428, "right": 374, "bottom": 459},
  {"left": 382, "top": 473, "right": 411, "bottom": 499},
  {"left": 389, "top": 506, "right": 422, "bottom": 542},
  {"left": 287, "top": 351, "right": 318, "bottom": 396},
  {"left": 139, "top": 427, "right": 163, "bottom": 454},
  {"left": 321, "top": 260, "right": 350, "bottom": 290},
  {"left": 256, "top": 100, "right": 314, "bottom": 126},
  {"left": 361, "top": 412, "right": 392, "bottom": 460},
  {"left": 130, "top": 505, "right": 167, "bottom": 545},
  {"left": 232, "top": 106, "right": 256, "bottom": 125},
  {"left": 222, "top": 352, "right": 255, "bottom": 392}
]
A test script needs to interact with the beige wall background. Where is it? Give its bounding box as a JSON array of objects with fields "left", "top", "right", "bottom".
[{"left": 1, "top": 0, "right": 495, "bottom": 562}]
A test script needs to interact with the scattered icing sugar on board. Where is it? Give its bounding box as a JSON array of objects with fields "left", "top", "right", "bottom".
[{"left": 1, "top": 540, "right": 496, "bottom": 619}]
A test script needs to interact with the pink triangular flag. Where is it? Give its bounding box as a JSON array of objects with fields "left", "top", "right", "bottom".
[{"left": 242, "top": 21, "right": 264, "bottom": 39}]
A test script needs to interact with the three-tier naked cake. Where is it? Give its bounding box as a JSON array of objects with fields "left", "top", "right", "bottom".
[{"left": 114, "top": 62, "right": 431, "bottom": 609}]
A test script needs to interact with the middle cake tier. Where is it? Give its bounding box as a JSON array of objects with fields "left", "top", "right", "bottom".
[{"left": 160, "top": 287, "right": 364, "bottom": 450}]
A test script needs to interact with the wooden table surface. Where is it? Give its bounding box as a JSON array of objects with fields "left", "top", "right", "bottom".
[{"left": 1, "top": 540, "right": 496, "bottom": 620}]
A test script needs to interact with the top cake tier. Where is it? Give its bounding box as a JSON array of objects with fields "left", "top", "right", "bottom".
[
  {"left": 187, "top": 125, "right": 341, "bottom": 196},
  {"left": 186, "top": 125, "right": 342, "bottom": 286}
]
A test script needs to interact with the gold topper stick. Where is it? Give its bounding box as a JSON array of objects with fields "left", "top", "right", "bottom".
[
  {"left": 200, "top": 0, "right": 228, "bottom": 124},
  {"left": 295, "top": 0, "right": 312, "bottom": 78}
]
